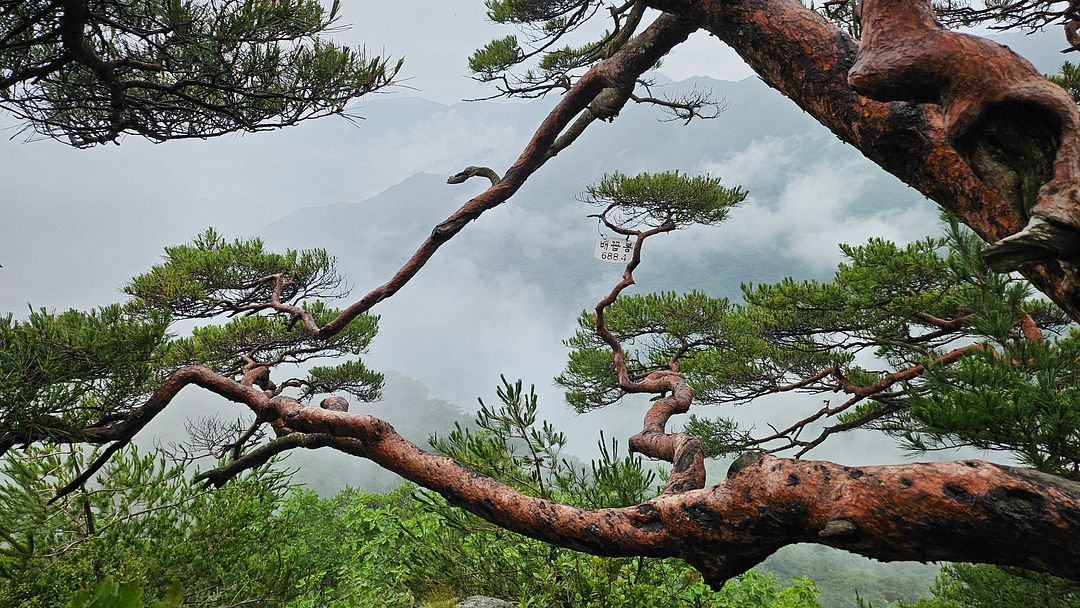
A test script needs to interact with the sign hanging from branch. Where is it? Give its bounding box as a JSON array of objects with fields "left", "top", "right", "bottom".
[{"left": 595, "top": 235, "right": 632, "bottom": 264}]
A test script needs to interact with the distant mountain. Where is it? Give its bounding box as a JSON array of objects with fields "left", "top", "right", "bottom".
[
  {"left": 256, "top": 73, "right": 950, "bottom": 472},
  {"left": 261, "top": 74, "right": 934, "bottom": 299}
]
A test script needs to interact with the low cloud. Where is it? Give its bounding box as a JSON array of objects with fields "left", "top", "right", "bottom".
[{"left": 693, "top": 136, "right": 939, "bottom": 272}]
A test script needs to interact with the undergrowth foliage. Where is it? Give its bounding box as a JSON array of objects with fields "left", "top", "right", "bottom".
[{"left": 0, "top": 384, "right": 822, "bottom": 608}]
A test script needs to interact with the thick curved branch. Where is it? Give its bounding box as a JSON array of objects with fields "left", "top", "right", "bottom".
[
  {"left": 592, "top": 221, "right": 705, "bottom": 493},
  {"left": 50, "top": 369, "right": 1080, "bottom": 586},
  {"left": 643, "top": 0, "right": 1080, "bottom": 320},
  {"left": 51, "top": 366, "right": 266, "bottom": 502},
  {"left": 849, "top": 0, "right": 1080, "bottom": 271},
  {"left": 626, "top": 372, "right": 705, "bottom": 493},
  {"left": 272, "top": 401, "right": 1080, "bottom": 587}
]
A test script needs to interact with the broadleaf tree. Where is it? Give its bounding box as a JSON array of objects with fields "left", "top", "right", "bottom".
[{"left": 4, "top": 0, "right": 1080, "bottom": 592}]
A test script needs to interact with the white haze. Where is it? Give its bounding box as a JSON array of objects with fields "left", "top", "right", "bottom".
[
  {"left": 0, "top": 21, "right": 1057, "bottom": 473},
  {"left": 697, "top": 137, "right": 940, "bottom": 272}
]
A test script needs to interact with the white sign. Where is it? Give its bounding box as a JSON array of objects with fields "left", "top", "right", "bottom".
[{"left": 594, "top": 235, "right": 633, "bottom": 264}]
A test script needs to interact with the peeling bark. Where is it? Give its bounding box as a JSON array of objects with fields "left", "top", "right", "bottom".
[
  {"left": 850, "top": 0, "right": 1080, "bottom": 270},
  {"left": 38, "top": 0, "right": 1080, "bottom": 588},
  {"left": 275, "top": 402, "right": 1080, "bottom": 587},
  {"left": 645, "top": 0, "right": 1080, "bottom": 318}
]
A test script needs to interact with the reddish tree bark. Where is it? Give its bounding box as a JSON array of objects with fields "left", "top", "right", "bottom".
[
  {"left": 645, "top": 0, "right": 1080, "bottom": 317},
  {"left": 850, "top": 0, "right": 1080, "bottom": 270},
  {"left": 39, "top": 0, "right": 1080, "bottom": 588},
  {"left": 60, "top": 360, "right": 1080, "bottom": 586},
  {"left": 589, "top": 219, "right": 708, "bottom": 494},
  {"left": 275, "top": 392, "right": 1080, "bottom": 586}
]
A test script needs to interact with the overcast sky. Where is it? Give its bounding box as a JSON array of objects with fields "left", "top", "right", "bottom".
[
  {"left": 333, "top": 2, "right": 754, "bottom": 102},
  {"left": 0, "top": 2, "right": 754, "bottom": 311}
]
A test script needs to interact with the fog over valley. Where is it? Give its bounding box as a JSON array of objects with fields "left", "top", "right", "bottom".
[{"left": 5, "top": 54, "right": 1061, "bottom": 472}]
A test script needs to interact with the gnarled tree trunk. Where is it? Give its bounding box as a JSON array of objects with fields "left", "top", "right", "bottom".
[{"left": 646, "top": 0, "right": 1080, "bottom": 317}]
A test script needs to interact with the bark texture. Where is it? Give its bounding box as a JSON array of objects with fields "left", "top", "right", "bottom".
[
  {"left": 277, "top": 398, "right": 1080, "bottom": 586},
  {"left": 42, "top": 1, "right": 1080, "bottom": 589},
  {"left": 645, "top": 0, "right": 1080, "bottom": 317},
  {"left": 71, "top": 363, "right": 1080, "bottom": 586},
  {"left": 850, "top": 0, "right": 1080, "bottom": 270},
  {"left": 589, "top": 219, "right": 708, "bottom": 495}
]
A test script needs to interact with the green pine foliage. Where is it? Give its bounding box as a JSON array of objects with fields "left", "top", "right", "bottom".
[
  {"left": 558, "top": 290, "right": 816, "bottom": 413},
  {"left": 484, "top": 0, "right": 593, "bottom": 24},
  {"left": 560, "top": 213, "right": 1078, "bottom": 461},
  {"left": 302, "top": 359, "right": 384, "bottom": 402},
  {"left": 0, "top": 444, "right": 325, "bottom": 607},
  {"left": 467, "top": 0, "right": 633, "bottom": 97},
  {"left": 469, "top": 35, "right": 521, "bottom": 81},
  {"left": 1051, "top": 62, "right": 1080, "bottom": 104},
  {"left": 0, "top": 306, "right": 170, "bottom": 449},
  {"left": 1, "top": 229, "right": 383, "bottom": 463},
  {"left": 126, "top": 228, "right": 343, "bottom": 320},
  {"left": 538, "top": 40, "right": 606, "bottom": 73},
  {"left": 1, "top": 0, "right": 401, "bottom": 145},
  {"left": 162, "top": 298, "right": 382, "bottom": 399},
  {"left": 68, "top": 578, "right": 183, "bottom": 608},
  {"left": 895, "top": 333, "right": 1080, "bottom": 478},
  {"left": 585, "top": 171, "right": 748, "bottom": 228},
  {"left": 904, "top": 563, "right": 1080, "bottom": 608}
]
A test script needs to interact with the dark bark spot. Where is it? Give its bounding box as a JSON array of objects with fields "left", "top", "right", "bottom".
[
  {"left": 847, "top": 468, "right": 865, "bottom": 480},
  {"left": 728, "top": 451, "right": 765, "bottom": 476},
  {"left": 477, "top": 498, "right": 496, "bottom": 515},
  {"left": 900, "top": 476, "right": 914, "bottom": 487},
  {"left": 631, "top": 504, "right": 664, "bottom": 532},
  {"left": 831, "top": 28, "right": 858, "bottom": 66},
  {"left": 867, "top": 101, "right": 934, "bottom": 172},
  {"left": 681, "top": 502, "right": 724, "bottom": 527},
  {"left": 674, "top": 447, "right": 698, "bottom": 471},
  {"left": 459, "top": 463, "right": 488, "bottom": 482},
  {"left": 636, "top": 503, "right": 659, "bottom": 517},
  {"left": 943, "top": 482, "right": 971, "bottom": 501},
  {"left": 787, "top": 474, "right": 800, "bottom": 486},
  {"left": 987, "top": 487, "right": 1045, "bottom": 519}
]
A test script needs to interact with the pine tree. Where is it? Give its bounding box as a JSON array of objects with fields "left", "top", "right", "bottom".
[{"left": 0, "top": 0, "right": 400, "bottom": 145}]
